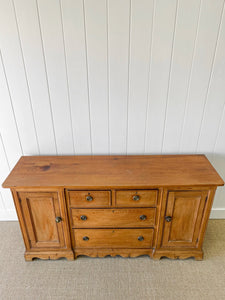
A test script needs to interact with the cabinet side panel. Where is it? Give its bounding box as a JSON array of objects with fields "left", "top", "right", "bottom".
[
  {"left": 197, "top": 188, "right": 216, "bottom": 248},
  {"left": 11, "top": 189, "right": 31, "bottom": 250}
]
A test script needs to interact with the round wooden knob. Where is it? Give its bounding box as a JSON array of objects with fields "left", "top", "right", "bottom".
[
  {"left": 80, "top": 215, "right": 87, "bottom": 221},
  {"left": 83, "top": 236, "right": 89, "bottom": 241},
  {"left": 139, "top": 215, "right": 147, "bottom": 220},
  {"left": 138, "top": 236, "right": 144, "bottom": 241}
]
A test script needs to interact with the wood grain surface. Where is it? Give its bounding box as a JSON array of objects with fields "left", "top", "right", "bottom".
[
  {"left": 73, "top": 228, "right": 154, "bottom": 248},
  {"left": 71, "top": 208, "right": 156, "bottom": 228},
  {"left": 2, "top": 155, "right": 224, "bottom": 188},
  {"left": 115, "top": 190, "right": 157, "bottom": 207},
  {"left": 68, "top": 190, "right": 111, "bottom": 207}
]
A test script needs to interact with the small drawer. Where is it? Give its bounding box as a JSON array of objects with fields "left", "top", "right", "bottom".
[
  {"left": 71, "top": 208, "right": 156, "bottom": 228},
  {"left": 73, "top": 228, "right": 154, "bottom": 248},
  {"left": 116, "top": 190, "right": 158, "bottom": 207},
  {"left": 67, "top": 190, "right": 111, "bottom": 207}
]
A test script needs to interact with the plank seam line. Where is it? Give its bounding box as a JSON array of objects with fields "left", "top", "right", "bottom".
[
  {"left": 59, "top": 0, "right": 76, "bottom": 154},
  {"left": 126, "top": 0, "right": 132, "bottom": 154},
  {"left": 82, "top": 0, "right": 93, "bottom": 154},
  {"left": 161, "top": 0, "right": 179, "bottom": 153},
  {"left": 144, "top": 0, "right": 155, "bottom": 154}
]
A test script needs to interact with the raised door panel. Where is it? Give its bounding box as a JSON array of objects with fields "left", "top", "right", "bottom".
[
  {"left": 18, "top": 192, "right": 65, "bottom": 249},
  {"left": 162, "top": 191, "right": 208, "bottom": 248}
]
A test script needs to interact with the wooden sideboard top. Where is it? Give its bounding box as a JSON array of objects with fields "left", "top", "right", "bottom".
[{"left": 2, "top": 155, "right": 224, "bottom": 188}]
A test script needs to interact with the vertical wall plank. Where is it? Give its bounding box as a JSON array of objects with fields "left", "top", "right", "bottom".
[
  {"left": 84, "top": 0, "right": 109, "bottom": 154},
  {"left": 108, "top": 0, "right": 130, "bottom": 154},
  {"left": 37, "top": 0, "right": 74, "bottom": 154},
  {"left": 0, "top": 135, "right": 14, "bottom": 211},
  {"left": 0, "top": 0, "right": 39, "bottom": 155},
  {"left": 13, "top": 0, "right": 57, "bottom": 155},
  {"left": 212, "top": 108, "right": 225, "bottom": 209},
  {"left": 0, "top": 53, "right": 23, "bottom": 168},
  {"left": 162, "top": 0, "right": 201, "bottom": 153},
  {"left": 60, "top": 0, "right": 92, "bottom": 154},
  {"left": 145, "top": 0, "right": 178, "bottom": 153},
  {"left": 196, "top": 7, "right": 225, "bottom": 153},
  {"left": 127, "top": 0, "right": 154, "bottom": 154},
  {"left": 179, "top": 0, "right": 224, "bottom": 153},
  {"left": 0, "top": 193, "right": 5, "bottom": 211}
]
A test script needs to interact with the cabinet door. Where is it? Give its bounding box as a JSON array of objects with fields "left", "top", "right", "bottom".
[
  {"left": 162, "top": 191, "right": 208, "bottom": 248},
  {"left": 18, "top": 192, "right": 66, "bottom": 249}
]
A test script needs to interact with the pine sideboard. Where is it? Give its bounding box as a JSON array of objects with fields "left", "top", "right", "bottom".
[{"left": 2, "top": 155, "right": 224, "bottom": 261}]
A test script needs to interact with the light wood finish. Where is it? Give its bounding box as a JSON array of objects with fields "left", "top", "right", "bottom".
[
  {"left": 73, "top": 229, "right": 154, "bottom": 248},
  {"left": 24, "top": 251, "right": 74, "bottom": 261},
  {"left": 162, "top": 191, "right": 208, "bottom": 248},
  {"left": 2, "top": 155, "right": 224, "bottom": 261},
  {"left": 2, "top": 155, "right": 224, "bottom": 188},
  {"left": 67, "top": 190, "right": 111, "bottom": 207},
  {"left": 153, "top": 249, "right": 203, "bottom": 260},
  {"left": 74, "top": 248, "right": 153, "bottom": 258},
  {"left": 18, "top": 192, "right": 65, "bottom": 248},
  {"left": 115, "top": 190, "right": 157, "bottom": 207},
  {"left": 12, "top": 190, "right": 74, "bottom": 261},
  {"left": 71, "top": 208, "right": 156, "bottom": 228}
]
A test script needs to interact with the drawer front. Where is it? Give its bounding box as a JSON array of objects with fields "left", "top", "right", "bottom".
[
  {"left": 73, "top": 229, "right": 154, "bottom": 248},
  {"left": 67, "top": 190, "right": 111, "bottom": 207},
  {"left": 71, "top": 208, "right": 156, "bottom": 228},
  {"left": 116, "top": 190, "right": 158, "bottom": 207}
]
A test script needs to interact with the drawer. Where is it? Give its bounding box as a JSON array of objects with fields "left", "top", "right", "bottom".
[
  {"left": 71, "top": 208, "right": 156, "bottom": 228},
  {"left": 67, "top": 190, "right": 111, "bottom": 207},
  {"left": 116, "top": 190, "right": 158, "bottom": 207},
  {"left": 73, "top": 229, "right": 154, "bottom": 248}
]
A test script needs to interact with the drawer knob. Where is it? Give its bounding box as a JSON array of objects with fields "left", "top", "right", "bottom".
[
  {"left": 80, "top": 215, "right": 87, "bottom": 221},
  {"left": 83, "top": 236, "right": 89, "bottom": 241},
  {"left": 138, "top": 236, "right": 144, "bottom": 241},
  {"left": 86, "top": 195, "right": 93, "bottom": 201},
  {"left": 140, "top": 215, "right": 147, "bottom": 220},
  {"left": 133, "top": 195, "right": 140, "bottom": 201},
  {"left": 55, "top": 216, "right": 62, "bottom": 223},
  {"left": 165, "top": 216, "right": 172, "bottom": 222}
]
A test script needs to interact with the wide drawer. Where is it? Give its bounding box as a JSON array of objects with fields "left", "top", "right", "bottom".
[
  {"left": 67, "top": 190, "right": 111, "bottom": 207},
  {"left": 115, "top": 190, "right": 158, "bottom": 207},
  {"left": 71, "top": 208, "right": 156, "bottom": 228},
  {"left": 73, "top": 229, "right": 154, "bottom": 248}
]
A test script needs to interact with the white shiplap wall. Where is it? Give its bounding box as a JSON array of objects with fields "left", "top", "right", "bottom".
[{"left": 0, "top": 0, "right": 225, "bottom": 220}]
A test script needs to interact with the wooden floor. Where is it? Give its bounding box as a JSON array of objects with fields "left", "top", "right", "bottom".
[{"left": 0, "top": 220, "right": 225, "bottom": 300}]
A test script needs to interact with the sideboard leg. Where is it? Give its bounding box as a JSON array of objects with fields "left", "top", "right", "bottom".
[
  {"left": 24, "top": 253, "right": 33, "bottom": 261},
  {"left": 194, "top": 252, "right": 203, "bottom": 261}
]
